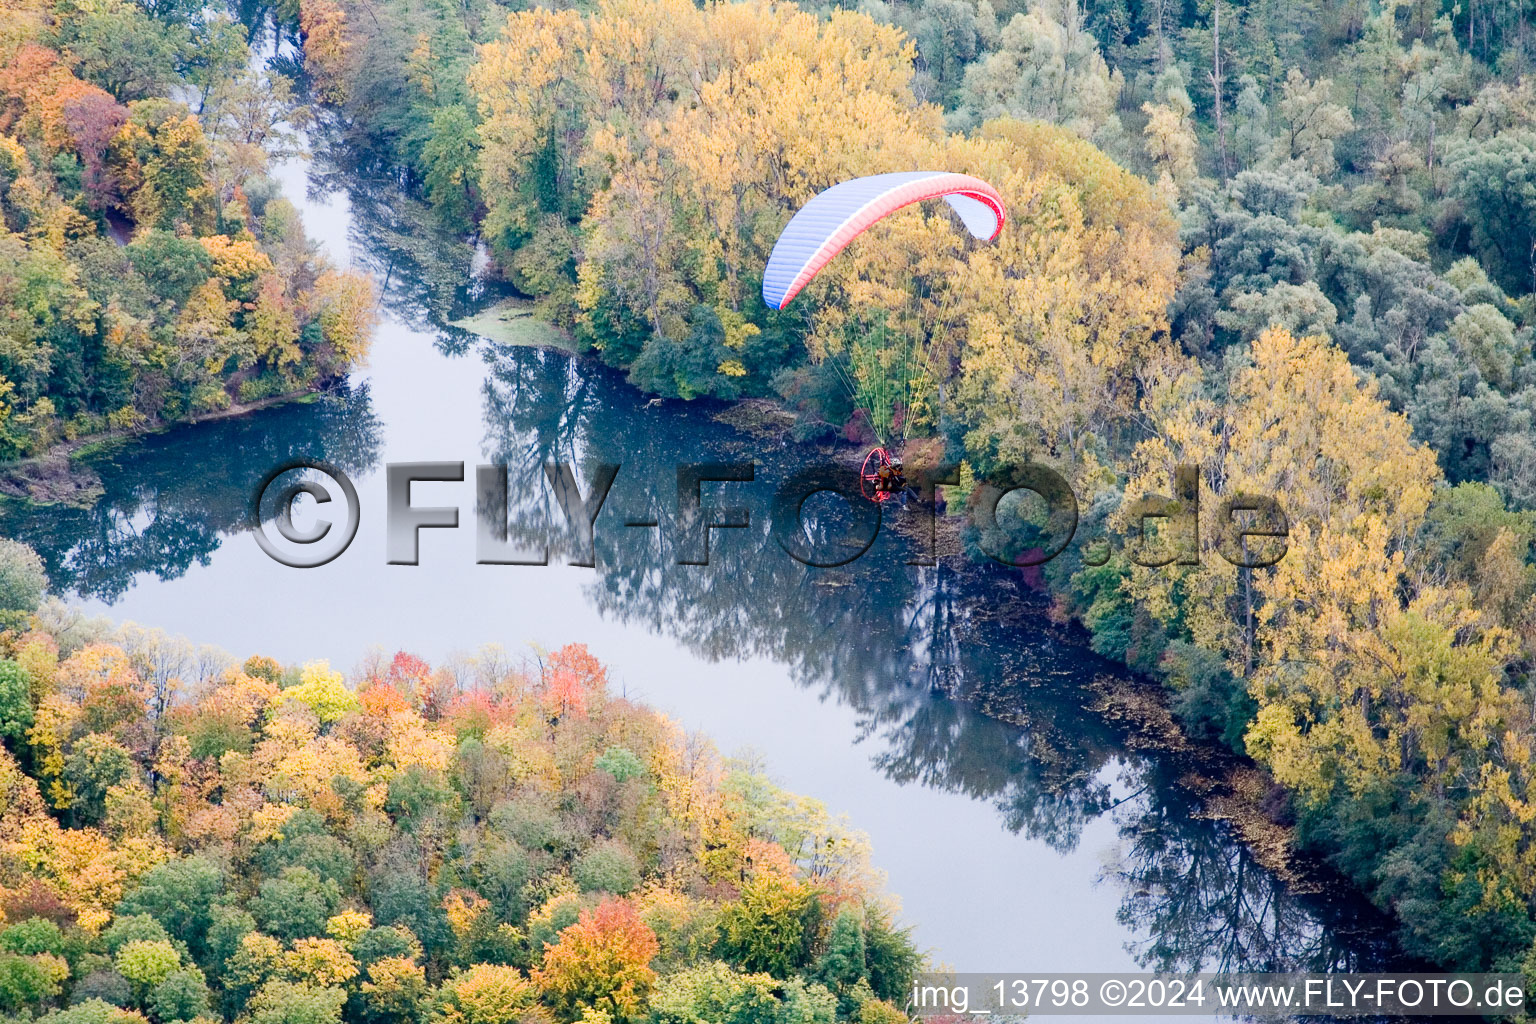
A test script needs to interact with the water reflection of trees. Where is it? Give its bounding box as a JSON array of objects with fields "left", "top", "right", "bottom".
[
  {"left": 477, "top": 339, "right": 1403, "bottom": 974},
  {"left": 306, "top": 135, "right": 480, "bottom": 329},
  {"left": 0, "top": 386, "right": 381, "bottom": 602},
  {"left": 1108, "top": 792, "right": 1402, "bottom": 973}
]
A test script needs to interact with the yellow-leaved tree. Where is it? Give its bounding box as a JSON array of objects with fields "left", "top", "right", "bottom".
[
  {"left": 1123, "top": 328, "right": 1518, "bottom": 807},
  {"left": 473, "top": 0, "right": 1179, "bottom": 457}
]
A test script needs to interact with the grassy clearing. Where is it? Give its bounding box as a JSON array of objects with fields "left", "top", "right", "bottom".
[{"left": 451, "top": 298, "right": 579, "bottom": 352}]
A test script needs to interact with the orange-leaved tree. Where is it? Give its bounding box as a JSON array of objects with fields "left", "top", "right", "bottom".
[{"left": 533, "top": 899, "right": 658, "bottom": 1022}]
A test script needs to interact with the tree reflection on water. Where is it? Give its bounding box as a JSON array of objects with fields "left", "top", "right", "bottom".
[
  {"left": 477, "top": 339, "right": 1404, "bottom": 975},
  {"left": 0, "top": 383, "right": 381, "bottom": 603}
]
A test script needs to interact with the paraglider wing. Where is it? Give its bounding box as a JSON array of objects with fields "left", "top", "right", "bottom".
[{"left": 761, "top": 171, "right": 1006, "bottom": 310}]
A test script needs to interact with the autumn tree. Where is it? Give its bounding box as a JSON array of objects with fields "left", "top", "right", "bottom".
[
  {"left": 533, "top": 900, "right": 658, "bottom": 1022},
  {"left": 305, "top": 272, "right": 378, "bottom": 375},
  {"left": 0, "top": 617, "right": 918, "bottom": 1019},
  {"left": 434, "top": 963, "right": 537, "bottom": 1024}
]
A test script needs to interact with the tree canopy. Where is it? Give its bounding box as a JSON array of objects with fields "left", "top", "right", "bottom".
[{"left": 0, "top": 625, "right": 920, "bottom": 1024}]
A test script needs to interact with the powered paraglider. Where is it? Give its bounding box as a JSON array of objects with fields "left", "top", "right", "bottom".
[{"left": 764, "top": 171, "right": 1007, "bottom": 497}]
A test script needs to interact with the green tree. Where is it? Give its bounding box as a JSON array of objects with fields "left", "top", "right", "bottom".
[
  {"left": 860, "top": 910, "right": 920, "bottom": 1005},
  {"left": 101, "top": 916, "right": 171, "bottom": 954},
  {"left": 717, "top": 873, "right": 815, "bottom": 979},
  {"left": 247, "top": 981, "right": 347, "bottom": 1024},
  {"left": 70, "top": 971, "right": 133, "bottom": 1008},
  {"left": 351, "top": 927, "right": 421, "bottom": 971},
  {"left": 37, "top": 999, "right": 141, "bottom": 1024},
  {"left": 593, "top": 747, "right": 643, "bottom": 784},
  {"left": 59, "top": 3, "right": 188, "bottom": 101},
  {"left": 184, "top": 14, "right": 250, "bottom": 110},
  {"left": 420, "top": 106, "right": 480, "bottom": 230},
  {"left": 0, "top": 540, "right": 47, "bottom": 619},
  {"left": 250, "top": 868, "right": 341, "bottom": 941},
  {"left": 149, "top": 969, "right": 210, "bottom": 1022},
  {"left": 0, "top": 954, "right": 66, "bottom": 1015},
  {"left": 118, "top": 855, "right": 224, "bottom": 963},
  {"left": 113, "top": 940, "right": 180, "bottom": 998},
  {"left": 899, "top": 0, "right": 986, "bottom": 109},
  {"left": 1275, "top": 68, "right": 1352, "bottom": 175},
  {"left": 648, "top": 961, "right": 784, "bottom": 1024},
  {"left": 63, "top": 733, "right": 135, "bottom": 827},
  {"left": 573, "top": 841, "right": 640, "bottom": 896},
  {"left": 1450, "top": 130, "right": 1536, "bottom": 295},
  {"left": 955, "top": 0, "right": 1121, "bottom": 142},
  {"left": 251, "top": 811, "right": 355, "bottom": 885},
  {"left": 0, "top": 660, "right": 33, "bottom": 742},
  {"left": 126, "top": 232, "right": 215, "bottom": 308},
  {"left": 813, "top": 908, "right": 866, "bottom": 1007},
  {"left": 0, "top": 919, "right": 65, "bottom": 958},
  {"left": 203, "top": 905, "right": 255, "bottom": 978}
]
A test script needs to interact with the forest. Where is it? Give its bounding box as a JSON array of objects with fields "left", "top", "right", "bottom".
[
  {"left": 9, "top": 0, "right": 1536, "bottom": 986},
  {"left": 276, "top": 0, "right": 1536, "bottom": 977},
  {"left": 0, "top": 0, "right": 376, "bottom": 460},
  {"left": 0, "top": 571, "right": 922, "bottom": 1024}
]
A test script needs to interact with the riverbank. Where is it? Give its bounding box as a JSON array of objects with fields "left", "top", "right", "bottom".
[
  {"left": 954, "top": 558, "right": 1399, "bottom": 920},
  {"left": 0, "top": 389, "right": 326, "bottom": 507},
  {"left": 462, "top": 313, "right": 1382, "bottom": 909},
  {"left": 703, "top": 386, "right": 1403, "bottom": 950},
  {"left": 942, "top": 566, "right": 1410, "bottom": 956}
]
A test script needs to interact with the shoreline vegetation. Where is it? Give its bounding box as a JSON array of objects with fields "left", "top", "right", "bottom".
[
  {"left": 0, "top": 605, "right": 923, "bottom": 1024},
  {"left": 0, "top": 388, "right": 321, "bottom": 507},
  {"left": 0, "top": 0, "right": 379, "bottom": 475},
  {"left": 448, "top": 300, "right": 577, "bottom": 356},
  {"left": 714, "top": 395, "right": 1367, "bottom": 906}
]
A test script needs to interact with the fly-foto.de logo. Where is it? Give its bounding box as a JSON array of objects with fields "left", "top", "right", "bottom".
[{"left": 250, "top": 459, "right": 1290, "bottom": 572}]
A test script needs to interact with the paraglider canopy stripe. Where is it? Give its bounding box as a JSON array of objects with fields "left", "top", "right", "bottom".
[{"left": 762, "top": 171, "right": 1006, "bottom": 310}]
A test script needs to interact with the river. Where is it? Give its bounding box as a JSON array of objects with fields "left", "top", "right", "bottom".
[{"left": 0, "top": 128, "right": 1408, "bottom": 993}]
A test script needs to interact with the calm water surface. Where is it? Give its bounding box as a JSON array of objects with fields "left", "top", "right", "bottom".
[{"left": 2, "top": 150, "right": 1404, "bottom": 991}]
